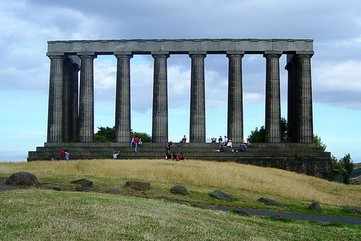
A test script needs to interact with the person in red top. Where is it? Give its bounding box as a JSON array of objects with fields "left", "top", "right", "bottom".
[
  {"left": 58, "top": 148, "right": 65, "bottom": 160},
  {"left": 132, "top": 136, "right": 140, "bottom": 152}
]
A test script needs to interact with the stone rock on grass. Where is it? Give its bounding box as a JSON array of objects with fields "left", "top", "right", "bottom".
[
  {"left": 208, "top": 190, "right": 235, "bottom": 201},
  {"left": 343, "top": 207, "right": 361, "bottom": 215},
  {"left": 124, "top": 181, "right": 151, "bottom": 191},
  {"left": 170, "top": 185, "right": 189, "bottom": 195},
  {"left": 70, "top": 178, "right": 93, "bottom": 187},
  {"left": 308, "top": 201, "right": 321, "bottom": 211},
  {"left": 71, "top": 178, "right": 93, "bottom": 192},
  {"left": 257, "top": 197, "right": 281, "bottom": 206},
  {"left": 5, "top": 172, "right": 39, "bottom": 186},
  {"left": 233, "top": 208, "right": 251, "bottom": 216}
]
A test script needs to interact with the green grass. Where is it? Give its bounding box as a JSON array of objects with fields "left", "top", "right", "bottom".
[
  {"left": 1, "top": 189, "right": 360, "bottom": 241},
  {"left": 1, "top": 159, "right": 360, "bottom": 217}
]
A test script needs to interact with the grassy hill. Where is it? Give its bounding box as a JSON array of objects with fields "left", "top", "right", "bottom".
[
  {"left": 1, "top": 189, "right": 360, "bottom": 241},
  {"left": 1, "top": 159, "right": 361, "bottom": 241}
]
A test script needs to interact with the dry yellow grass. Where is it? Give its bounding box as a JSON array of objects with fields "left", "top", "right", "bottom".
[{"left": 1, "top": 159, "right": 360, "bottom": 206}]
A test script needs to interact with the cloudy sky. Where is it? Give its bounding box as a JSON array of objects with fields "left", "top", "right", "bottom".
[{"left": 0, "top": 0, "right": 360, "bottom": 162}]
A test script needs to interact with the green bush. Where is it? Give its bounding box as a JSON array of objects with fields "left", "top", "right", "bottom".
[{"left": 94, "top": 127, "right": 151, "bottom": 143}]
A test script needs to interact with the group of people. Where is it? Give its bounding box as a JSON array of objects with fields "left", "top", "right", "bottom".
[
  {"left": 112, "top": 135, "right": 142, "bottom": 159},
  {"left": 215, "top": 136, "right": 250, "bottom": 153},
  {"left": 57, "top": 148, "right": 71, "bottom": 160},
  {"left": 165, "top": 141, "right": 185, "bottom": 161}
]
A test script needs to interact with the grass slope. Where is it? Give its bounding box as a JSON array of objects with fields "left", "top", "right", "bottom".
[
  {"left": 1, "top": 189, "right": 360, "bottom": 241},
  {"left": 1, "top": 159, "right": 360, "bottom": 207}
]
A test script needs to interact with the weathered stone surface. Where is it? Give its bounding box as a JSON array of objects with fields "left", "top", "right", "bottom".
[
  {"left": 48, "top": 39, "right": 314, "bottom": 54},
  {"left": 308, "top": 201, "right": 321, "bottom": 211},
  {"left": 189, "top": 53, "right": 206, "bottom": 143},
  {"left": 234, "top": 208, "right": 251, "bottom": 216},
  {"left": 5, "top": 172, "right": 39, "bottom": 186},
  {"left": 264, "top": 52, "right": 281, "bottom": 143},
  {"left": 170, "top": 185, "right": 189, "bottom": 195},
  {"left": 115, "top": 53, "right": 132, "bottom": 143},
  {"left": 227, "top": 53, "right": 244, "bottom": 143},
  {"left": 208, "top": 190, "right": 235, "bottom": 201},
  {"left": 124, "top": 181, "right": 151, "bottom": 191},
  {"left": 257, "top": 197, "right": 281, "bottom": 206},
  {"left": 71, "top": 178, "right": 93, "bottom": 187},
  {"left": 71, "top": 178, "right": 93, "bottom": 192},
  {"left": 296, "top": 54, "right": 314, "bottom": 143},
  {"left": 47, "top": 54, "right": 64, "bottom": 143},
  {"left": 79, "top": 53, "right": 96, "bottom": 143},
  {"left": 152, "top": 53, "right": 169, "bottom": 143}
]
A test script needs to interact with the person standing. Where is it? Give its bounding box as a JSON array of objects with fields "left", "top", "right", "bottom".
[{"left": 133, "top": 136, "right": 140, "bottom": 152}]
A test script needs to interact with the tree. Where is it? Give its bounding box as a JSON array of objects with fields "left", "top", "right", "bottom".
[
  {"left": 247, "top": 118, "right": 326, "bottom": 150},
  {"left": 94, "top": 127, "right": 151, "bottom": 143},
  {"left": 95, "top": 127, "right": 116, "bottom": 142},
  {"left": 248, "top": 117, "right": 287, "bottom": 143},
  {"left": 331, "top": 153, "right": 354, "bottom": 184}
]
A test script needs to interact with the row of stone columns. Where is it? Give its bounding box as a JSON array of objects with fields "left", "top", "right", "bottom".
[{"left": 46, "top": 51, "right": 313, "bottom": 144}]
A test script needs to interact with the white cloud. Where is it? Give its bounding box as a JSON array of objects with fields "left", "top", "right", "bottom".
[{"left": 315, "top": 61, "right": 361, "bottom": 92}]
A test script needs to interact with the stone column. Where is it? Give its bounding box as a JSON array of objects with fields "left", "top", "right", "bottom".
[
  {"left": 70, "top": 63, "right": 80, "bottom": 142},
  {"left": 286, "top": 54, "right": 298, "bottom": 142},
  {"left": 115, "top": 52, "right": 132, "bottom": 143},
  {"left": 62, "top": 58, "right": 73, "bottom": 142},
  {"left": 152, "top": 52, "right": 169, "bottom": 143},
  {"left": 47, "top": 53, "right": 64, "bottom": 143},
  {"left": 78, "top": 52, "right": 96, "bottom": 143},
  {"left": 296, "top": 53, "right": 314, "bottom": 143},
  {"left": 227, "top": 51, "right": 244, "bottom": 143},
  {"left": 264, "top": 51, "right": 282, "bottom": 143},
  {"left": 189, "top": 52, "right": 206, "bottom": 143}
]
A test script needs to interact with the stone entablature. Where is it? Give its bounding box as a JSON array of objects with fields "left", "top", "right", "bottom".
[{"left": 48, "top": 39, "right": 313, "bottom": 54}]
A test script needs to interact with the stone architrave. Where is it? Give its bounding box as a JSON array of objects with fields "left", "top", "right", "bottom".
[
  {"left": 152, "top": 52, "right": 169, "bottom": 143},
  {"left": 264, "top": 51, "right": 281, "bottom": 143},
  {"left": 189, "top": 52, "right": 206, "bottom": 143},
  {"left": 47, "top": 53, "right": 64, "bottom": 143},
  {"left": 115, "top": 52, "right": 133, "bottom": 143},
  {"left": 227, "top": 51, "right": 244, "bottom": 143},
  {"left": 78, "top": 52, "right": 96, "bottom": 143}
]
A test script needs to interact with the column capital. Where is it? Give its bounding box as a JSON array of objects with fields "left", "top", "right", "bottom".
[
  {"left": 263, "top": 51, "right": 282, "bottom": 58},
  {"left": 151, "top": 51, "right": 170, "bottom": 58},
  {"left": 189, "top": 51, "right": 207, "bottom": 57},
  {"left": 114, "top": 51, "right": 133, "bottom": 58},
  {"left": 226, "top": 50, "right": 245, "bottom": 57},
  {"left": 77, "top": 52, "right": 97, "bottom": 58},
  {"left": 295, "top": 51, "right": 314, "bottom": 57}
]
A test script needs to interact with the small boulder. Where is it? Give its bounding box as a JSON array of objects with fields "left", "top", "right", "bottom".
[
  {"left": 70, "top": 178, "right": 93, "bottom": 187},
  {"left": 5, "top": 172, "right": 39, "bottom": 186},
  {"left": 170, "top": 185, "right": 189, "bottom": 195},
  {"left": 257, "top": 197, "right": 281, "bottom": 206},
  {"left": 233, "top": 208, "right": 251, "bottom": 216},
  {"left": 208, "top": 190, "right": 235, "bottom": 201},
  {"left": 343, "top": 207, "right": 361, "bottom": 215},
  {"left": 308, "top": 201, "right": 321, "bottom": 211},
  {"left": 124, "top": 181, "right": 151, "bottom": 191},
  {"left": 71, "top": 178, "right": 93, "bottom": 192}
]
